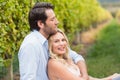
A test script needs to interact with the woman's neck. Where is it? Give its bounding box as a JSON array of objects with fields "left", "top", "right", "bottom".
[{"left": 57, "top": 55, "right": 63, "bottom": 59}]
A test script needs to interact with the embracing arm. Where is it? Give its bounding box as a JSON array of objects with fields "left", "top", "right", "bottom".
[
  {"left": 77, "top": 60, "right": 89, "bottom": 80},
  {"left": 48, "top": 59, "right": 85, "bottom": 80},
  {"left": 69, "top": 49, "right": 89, "bottom": 80}
]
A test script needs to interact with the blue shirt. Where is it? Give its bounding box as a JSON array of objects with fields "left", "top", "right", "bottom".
[{"left": 18, "top": 30, "right": 84, "bottom": 80}]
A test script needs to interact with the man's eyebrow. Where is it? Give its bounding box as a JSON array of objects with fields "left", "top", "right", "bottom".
[
  {"left": 50, "top": 17, "right": 55, "bottom": 20},
  {"left": 52, "top": 16, "right": 56, "bottom": 19}
]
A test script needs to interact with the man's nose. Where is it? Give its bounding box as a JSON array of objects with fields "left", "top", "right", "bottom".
[{"left": 55, "top": 18, "right": 59, "bottom": 25}]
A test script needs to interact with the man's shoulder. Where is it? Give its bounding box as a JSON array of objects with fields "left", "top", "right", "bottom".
[
  {"left": 24, "top": 32, "right": 41, "bottom": 43},
  {"left": 20, "top": 33, "right": 42, "bottom": 48}
]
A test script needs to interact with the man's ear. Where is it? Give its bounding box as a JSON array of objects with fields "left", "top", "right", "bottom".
[{"left": 37, "top": 20, "right": 44, "bottom": 29}]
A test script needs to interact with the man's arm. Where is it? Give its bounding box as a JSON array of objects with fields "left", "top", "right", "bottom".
[
  {"left": 69, "top": 49, "right": 89, "bottom": 80},
  {"left": 18, "top": 43, "right": 38, "bottom": 80}
]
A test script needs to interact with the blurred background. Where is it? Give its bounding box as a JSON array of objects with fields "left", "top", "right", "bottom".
[{"left": 0, "top": 0, "right": 120, "bottom": 80}]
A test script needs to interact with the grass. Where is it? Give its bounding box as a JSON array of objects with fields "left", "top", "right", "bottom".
[{"left": 86, "top": 19, "right": 120, "bottom": 78}]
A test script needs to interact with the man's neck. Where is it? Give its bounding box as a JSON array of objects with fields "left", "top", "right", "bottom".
[{"left": 39, "top": 30, "right": 49, "bottom": 39}]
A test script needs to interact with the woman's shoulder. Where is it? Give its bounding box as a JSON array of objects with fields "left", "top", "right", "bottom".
[
  {"left": 48, "top": 58, "right": 58, "bottom": 63},
  {"left": 48, "top": 58, "right": 68, "bottom": 71},
  {"left": 48, "top": 59, "right": 62, "bottom": 66},
  {"left": 48, "top": 58, "right": 67, "bottom": 76}
]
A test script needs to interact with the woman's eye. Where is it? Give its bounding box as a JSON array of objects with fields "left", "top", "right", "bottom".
[
  {"left": 62, "top": 39, "right": 66, "bottom": 42},
  {"left": 54, "top": 40, "right": 58, "bottom": 43},
  {"left": 51, "top": 19, "right": 54, "bottom": 21}
]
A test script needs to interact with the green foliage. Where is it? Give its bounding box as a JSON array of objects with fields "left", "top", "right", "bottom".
[
  {"left": 0, "top": 0, "right": 32, "bottom": 78},
  {"left": 0, "top": 0, "right": 31, "bottom": 66},
  {"left": 86, "top": 20, "right": 120, "bottom": 77},
  {"left": 87, "top": 20, "right": 120, "bottom": 57},
  {"left": 0, "top": 57, "right": 4, "bottom": 67}
]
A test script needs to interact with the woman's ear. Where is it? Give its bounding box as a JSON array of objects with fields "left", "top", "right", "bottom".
[{"left": 37, "top": 20, "right": 44, "bottom": 29}]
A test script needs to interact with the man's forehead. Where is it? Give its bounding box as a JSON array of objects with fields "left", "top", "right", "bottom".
[{"left": 45, "top": 9, "right": 55, "bottom": 18}]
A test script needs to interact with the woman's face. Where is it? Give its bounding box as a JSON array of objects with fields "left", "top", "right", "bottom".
[{"left": 51, "top": 32, "right": 67, "bottom": 55}]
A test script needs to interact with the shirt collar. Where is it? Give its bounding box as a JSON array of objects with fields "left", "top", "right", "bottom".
[{"left": 32, "top": 30, "right": 47, "bottom": 45}]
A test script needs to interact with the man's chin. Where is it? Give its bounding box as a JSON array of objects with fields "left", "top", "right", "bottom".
[
  {"left": 51, "top": 31, "right": 57, "bottom": 35},
  {"left": 53, "top": 28, "right": 58, "bottom": 34}
]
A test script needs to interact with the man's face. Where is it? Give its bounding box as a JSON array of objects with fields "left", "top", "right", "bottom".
[{"left": 43, "top": 9, "right": 59, "bottom": 36}]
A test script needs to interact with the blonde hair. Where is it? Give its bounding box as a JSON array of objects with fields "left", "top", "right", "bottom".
[{"left": 48, "top": 29, "right": 70, "bottom": 61}]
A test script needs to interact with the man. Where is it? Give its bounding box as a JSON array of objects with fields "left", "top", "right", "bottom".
[{"left": 18, "top": 2, "right": 88, "bottom": 80}]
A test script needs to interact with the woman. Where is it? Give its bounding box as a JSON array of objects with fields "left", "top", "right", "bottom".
[{"left": 47, "top": 29, "right": 120, "bottom": 80}]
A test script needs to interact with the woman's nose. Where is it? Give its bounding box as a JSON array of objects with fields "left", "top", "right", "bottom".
[{"left": 59, "top": 41, "right": 64, "bottom": 45}]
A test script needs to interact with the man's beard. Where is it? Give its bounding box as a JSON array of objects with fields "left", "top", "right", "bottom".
[{"left": 43, "top": 24, "right": 57, "bottom": 39}]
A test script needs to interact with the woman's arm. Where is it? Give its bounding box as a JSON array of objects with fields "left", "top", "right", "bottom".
[
  {"left": 48, "top": 59, "right": 85, "bottom": 80},
  {"left": 77, "top": 61, "right": 89, "bottom": 80},
  {"left": 69, "top": 49, "right": 89, "bottom": 80}
]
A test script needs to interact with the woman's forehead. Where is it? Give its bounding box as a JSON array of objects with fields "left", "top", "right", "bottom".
[{"left": 52, "top": 32, "right": 64, "bottom": 39}]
